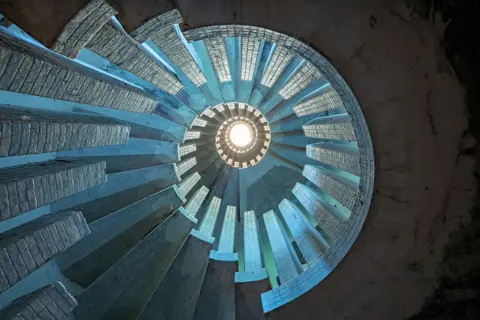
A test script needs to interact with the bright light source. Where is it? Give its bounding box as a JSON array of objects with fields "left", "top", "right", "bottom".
[{"left": 229, "top": 123, "right": 252, "bottom": 147}]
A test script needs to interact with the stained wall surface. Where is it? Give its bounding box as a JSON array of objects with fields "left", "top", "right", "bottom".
[{"left": 176, "top": 0, "right": 475, "bottom": 319}]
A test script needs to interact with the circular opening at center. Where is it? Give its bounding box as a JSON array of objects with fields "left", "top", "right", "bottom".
[{"left": 229, "top": 123, "right": 252, "bottom": 147}]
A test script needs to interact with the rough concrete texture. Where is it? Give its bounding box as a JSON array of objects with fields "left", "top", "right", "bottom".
[
  {"left": 0, "top": 210, "right": 90, "bottom": 294},
  {"left": 0, "top": 282, "right": 77, "bottom": 319},
  {"left": 137, "top": 233, "right": 212, "bottom": 320},
  {"left": 246, "top": 165, "right": 307, "bottom": 217},
  {"left": 73, "top": 209, "right": 194, "bottom": 320},
  {"left": 235, "top": 278, "right": 271, "bottom": 320},
  {"left": 176, "top": 0, "right": 476, "bottom": 318},
  {"left": 62, "top": 199, "right": 180, "bottom": 288},
  {"left": 193, "top": 259, "right": 237, "bottom": 320}
]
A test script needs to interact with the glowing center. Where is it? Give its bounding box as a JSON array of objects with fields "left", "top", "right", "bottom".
[{"left": 229, "top": 123, "right": 252, "bottom": 147}]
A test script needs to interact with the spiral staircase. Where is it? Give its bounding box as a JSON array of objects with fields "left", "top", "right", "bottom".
[{"left": 0, "top": 2, "right": 374, "bottom": 319}]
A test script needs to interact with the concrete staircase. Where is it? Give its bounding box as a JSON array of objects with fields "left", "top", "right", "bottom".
[{"left": 0, "top": 2, "right": 374, "bottom": 319}]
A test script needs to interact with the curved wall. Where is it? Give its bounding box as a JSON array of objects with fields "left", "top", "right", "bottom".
[{"left": 177, "top": 0, "right": 472, "bottom": 319}]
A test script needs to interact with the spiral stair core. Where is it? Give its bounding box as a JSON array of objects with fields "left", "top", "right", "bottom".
[{"left": 0, "top": 3, "right": 374, "bottom": 320}]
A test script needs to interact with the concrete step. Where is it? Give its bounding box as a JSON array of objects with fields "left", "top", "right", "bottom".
[
  {"left": 198, "top": 196, "right": 222, "bottom": 238},
  {"left": 306, "top": 142, "right": 361, "bottom": 176},
  {"left": 258, "top": 56, "right": 304, "bottom": 115},
  {"left": 51, "top": 0, "right": 116, "bottom": 58},
  {"left": 234, "top": 269, "right": 270, "bottom": 320},
  {"left": 266, "top": 78, "right": 330, "bottom": 124},
  {"left": 56, "top": 185, "right": 186, "bottom": 276},
  {"left": 0, "top": 161, "right": 106, "bottom": 222},
  {"left": 130, "top": 10, "right": 208, "bottom": 94},
  {"left": 0, "top": 0, "right": 111, "bottom": 50},
  {"left": 292, "top": 183, "right": 348, "bottom": 244},
  {"left": 193, "top": 252, "right": 238, "bottom": 320},
  {"left": 177, "top": 157, "right": 198, "bottom": 177},
  {"left": 293, "top": 87, "right": 345, "bottom": 117},
  {"left": 100, "top": 209, "right": 197, "bottom": 320},
  {"left": 0, "top": 106, "right": 130, "bottom": 158},
  {"left": 57, "top": 138, "right": 179, "bottom": 173},
  {"left": 243, "top": 211, "right": 263, "bottom": 272},
  {"left": 0, "top": 29, "right": 158, "bottom": 114},
  {"left": 63, "top": 163, "right": 181, "bottom": 223},
  {"left": 137, "top": 230, "right": 214, "bottom": 320},
  {"left": 73, "top": 208, "right": 196, "bottom": 320},
  {"left": 216, "top": 205, "right": 237, "bottom": 252},
  {"left": 302, "top": 165, "right": 359, "bottom": 210},
  {"left": 179, "top": 143, "right": 197, "bottom": 159},
  {"left": 184, "top": 185, "right": 210, "bottom": 218},
  {"left": 263, "top": 210, "right": 302, "bottom": 285},
  {"left": 302, "top": 114, "right": 357, "bottom": 142},
  {"left": 86, "top": 20, "right": 184, "bottom": 96},
  {"left": 249, "top": 44, "right": 295, "bottom": 107},
  {"left": 0, "top": 281, "right": 77, "bottom": 319},
  {"left": 178, "top": 172, "right": 202, "bottom": 198},
  {"left": 278, "top": 199, "right": 329, "bottom": 265},
  {"left": 0, "top": 211, "right": 90, "bottom": 293}
]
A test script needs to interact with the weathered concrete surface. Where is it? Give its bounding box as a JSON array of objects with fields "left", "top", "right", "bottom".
[
  {"left": 193, "top": 258, "right": 237, "bottom": 320},
  {"left": 235, "top": 277, "right": 271, "bottom": 320},
  {"left": 0, "top": 282, "right": 77, "bottom": 319},
  {"left": 177, "top": 0, "right": 475, "bottom": 319},
  {"left": 137, "top": 232, "right": 213, "bottom": 320},
  {"left": 73, "top": 209, "right": 194, "bottom": 320}
]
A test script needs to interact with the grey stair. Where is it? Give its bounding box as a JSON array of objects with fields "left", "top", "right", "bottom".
[
  {"left": 0, "top": 106, "right": 130, "bottom": 157},
  {"left": 44, "top": 163, "right": 181, "bottom": 226},
  {"left": 177, "top": 157, "right": 198, "bottom": 176},
  {"left": 178, "top": 172, "right": 201, "bottom": 198},
  {"left": 51, "top": 0, "right": 117, "bottom": 58},
  {"left": 263, "top": 210, "right": 301, "bottom": 284},
  {"left": 306, "top": 142, "right": 361, "bottom": 176},
  {"left": 302, "top": 115, "right": 356, "bottom": 141},
  {"left": 193, "top": 252, "right": 238, "bottom": 320},
  {"left": 73, "top": 208, "right": 196, "bottom": 320},
  {"left": 293, "top": 87, "right": 344, "bottom": 117},
  {"left": 0, "top": 211, "right": 90, "bottom": 293},
  {"left": 0, "top": 281, "right": 77, "bottom": 319},
  {"left": 0, "top": 161, "right": 106, "bottom": 221},
  {"left": 137, "top": 230, "right": 214, "bottom": 320},
  {"left": 0, "top": 29, "right": 157, "bottom": 114},
  {"left": 234, "top": 269, "right": 271, "bottom": 320},
  {"left": 100, "top": 209, "right": 197, "bottom": 320},
  {"left": 85, "top": 19, "right": 184, "bottom": 96},
  {"left": 184, "top": 185, "right": 210, "bottom": 218},
  {"left": 179, "top": 144, "right": 197, "bottom": 159},
  {"left": 302, "top": 165, "right": 359, "bottom": 210},
  {"left": 58, "top": 138, "right": 179, "bottom": 174},
  {"left": 292, "top": 183, "right": 346, "bottom": 242},
  {"left": 57, "top": 186, "right": 186, "bottom": 284},
  {"left": 130, "top": 10, "right": 207, "bottom": 88},
  {"left": 279, "top": 199, "right": 329, "bottom": 265}
]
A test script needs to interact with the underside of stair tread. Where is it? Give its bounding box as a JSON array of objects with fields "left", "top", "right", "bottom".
[
  {"left": 193, "top": 258, "right": 237, "bottom": 320},
  {"left": 73, "top": 208, "right": 195, "bottom": 320},
  {"left": 235, "top": 276, "right": 271, "bottom": 320},
  {"left": 137, "top": 232, "right": 213, "bottom": 320}
]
